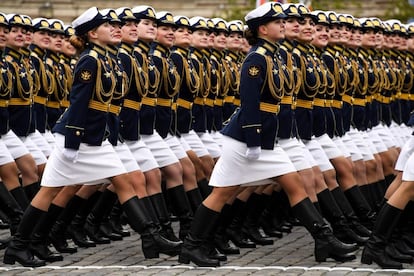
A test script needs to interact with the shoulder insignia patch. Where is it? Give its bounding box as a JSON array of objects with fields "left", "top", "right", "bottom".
[
  {"left": 248, "top": 65, "right": 260, "bottom": 77},
  {"left": 79, "top": 69, "right": 92, "bottom": 82}
]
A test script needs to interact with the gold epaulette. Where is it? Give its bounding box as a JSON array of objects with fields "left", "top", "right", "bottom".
[
  {"left": 293, "top": 48, "right": 301, "bottom": 56},
  {"left": 119, "top": 48, "right": 129, "bottom": 55},
  {"left": 88, "top": 50, "right": 99, "bottom": 59},
  {"left": 255, "top": 46, "right": 267, "bottom": 56},
  {"left": 153, "top": 49, "right": 163, "bottom": 58}
]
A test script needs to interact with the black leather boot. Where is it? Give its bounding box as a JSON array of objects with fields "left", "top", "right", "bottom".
[
  {"left": 361, "top": 203, "right": 403, "bottom": 269},
  {"left": 186, "top": 187, "right": 203, "bottom": 214},
  {"left": 344, "top": 186, "right": 376, "bottom": 230},
  {"left": 49, "top": 195, "right": 83, "bottom": 253},
  {"left": 166, "top": 185, "right": 193, "bottom": 240},
  {"left": 122, "top": 196, "right": 182, "bottom": 259},
  {"left": 67, "top": 193, "right": 100, "bottom": 248},
  {"left": 292, "top": 198, "right": 357, "bottom": 262},
  {"left": 179, "top": 204, "right": 220, "bottom": 267},
  {"left": 317, "top": 189, "right": 366, "bottom": 245},
  {"left": 23, "top": 182, "right": 40, "bottom": 201},
  {"left": 197, "top": 178, "right": 212, "bottom": 199},
  {"left": 30, "top": 204, "right": 63, "bottom": 262},
  {"left": 108, "top": 201, "right": 130, "bottom": 237},
  {"left": 9, "top": 185, "right": 29, "bottom": 210},
  {"left": 271, "top": 191, "right": 293, "bottom": 233},
  {"left": 3, "top": 205, "right": 45, "bottom": 267},
  {"left": 84, "top": 189, "right": 118, "bottom": 244},
  {"left": 214, "top": 203, "right": 240, "bottom": 255},
  {"left": 0, "top": 182, "right": 23, "bottom": 235},
  {"left": 149, "top": 193, "right": 181, "bottom": 242},
  {"left": 242, "top": 193, "right": 273, "bottom": 246},
  {"left": 331, "top": 187, "right": 371, "bottom": 238},
  {"left": 225, "top": 198, "right": 256, "bottom": 248}
]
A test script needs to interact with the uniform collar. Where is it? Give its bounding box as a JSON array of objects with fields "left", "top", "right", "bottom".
[
  {"left": 135, "top": 40, "right": 150, "bottom": 53},
  {"left": 4, "top": 47, "right": 23, "bottom": 61},
  {"left": 256, "top": 38, "right": 278, "bottom": 53},
  {"left": 226, "top": 50, "right": 239, "bottom": 61},
  {"left": 120, "top": 42, "right": 134, "bottom": 54},
  {"left": 47, "top": 50, "right": 61, "bottom": 63},
  {"left": 29, "top": 44, "right": 46, "bottom": 58},
  {"left": 172, "top": 46, "right": 189, "bottom": 56},
  {"left": 19, "top": 47, "right": 30, "bottom": 57},
  {"left": 281, "top": 39, "right": 296, "bottom": 51},
  {"left": 90, "top": 43, "right": 107, "bottom": 56},
  {"left": 211, "top": 48, "right": 223, "bottom": 60},
  {"left": 151, "top": 42, "right": 169, "bottom": 57},
  {"left": 190, "top": 47, "right": 204, "bottom": 60}
]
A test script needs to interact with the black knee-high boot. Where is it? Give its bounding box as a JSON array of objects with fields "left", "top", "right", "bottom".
[
  {"left": 49, "top": 195, "right": 82, "bottom": 253},
  {"left": 317, "top": 189, "right": 367, "bottom": 245},
  {"left": 108, "top": 201, "right": 130, "bottom": 237},
  {"left": 3, "top": 205, "right": 45, "bottom": 267},
  {"left": 166, "top": 185, "right": 193, "bottom": 240},
  {"left": 225, "top": 198, "right": 256, "bottom": 248},
  {"left": 359, "top": 184, "right": 375, "bottom": 210},
  {"left": 242, "top": 193, "right": 273, "bottom": 245},
  {"left": 179, "top": 204, "right": 220, "bottom": 267},
  {"left": 23, "top": 182, "right": 40, "bottom": 201},
  {"left": 84, "top": 189, "right": 118, "bottom": 244},
  {"left": 214, "top": 203, "right": 240, "bottom": 255},
  {"left": 344, "top": 186, "right": 376, "bottom": 229},
  {"left": 331, "top": 187, "right": 372, "bottom": 237},
  {"left": 30, "top": 204, "right": 63, "bottom": 262},
  {"left": 67, "top": 192, "right": 101, "bottom": 248},
  {"left": 186, "top": 188, "right": 203, "bottom": 214},
  {"left": 197, "top": 178, "right": 211, "bottom": 199},
  {"left": 149, "top": 193, "right": 181, "bottom": 242},
  {"left": 9, "top": 186, "right": 29, "bottom": 210},
  {"left": 361, "top": 203, "right": 403, "bottom": 269},
  {"left": 0, "top": 183, "right": 23, "bottom": 235},
  {"left": 292, "top": 198, "right": 358, "bottom": 262},
  {"left": 122, "top": 196, "right": 182, "bottom": 259}
]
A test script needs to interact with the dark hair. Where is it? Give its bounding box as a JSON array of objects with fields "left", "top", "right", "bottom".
[
  {"left": 70, "top": 34, "right": 87, "bottom": 52},
  {"left": 245, "top": 27, "right": 258, "bottom": 45}
]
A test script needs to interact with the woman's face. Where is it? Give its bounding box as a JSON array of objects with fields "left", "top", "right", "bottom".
[
  {"left": 348, "top": 28, "right": 363, "bottom": 48},
  {"left": 48, "top": 32, "right": 65, "bottom": 53},
  {"left": 32, "top": 30, "right": 51, "bottom": 49},
  {"left": 5, "top": 25, "right": 26, "bottom": 49},
  {"left": 174, "top": 26, "right": 192, "bottom": 48},
  {"left": 137, "top": 18, "right": 157, "bottom": 43},
  {"left": 297, "top": 17, "right": 315, "bottom": 43},
  {"left": 89, "top": 22, "right": 115, "bottom": 47},
  {"left": 191, "top": 29, "right": 209, "bottom": 49},
  {"left": 0, "top": 25, "right": 8, "bottom": 49},
  {"left": 226, "top": 32, "right": 242, "bottom": 51},
  {"left": 260, "top": 19, "right": 285, "bottom": 43},
  {"left": 311, "top": 24, "right": 329, "bottom": 48},
  {"left": 328, "top": 24, "right": 342, "bottom": 45},
  {"left": 121, "top": 20, "right": 139, "bottom": 44},
  {"left": 61, "top": 36, "right": 76, "bottom": 57},
  {"left": 109, "top": 22, "right": 122, "bottom": 45},
  {"left": 212, "top": 31, "right": 227, "bottom": 50},
  {"left": 284, "top": 17, "right": 300, "bottom": 40},
  {"left": 361, "top": 29, "right": 376, "bottom": 48},
  {"left": 156, "top": 24, "right": 175, "bottom": 48}
]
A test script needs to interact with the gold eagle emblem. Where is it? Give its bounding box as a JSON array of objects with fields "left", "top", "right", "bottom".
[
  {"left": 80, "top": 70, "right": 92, "bottom": 82},
  {"left": 248, "top": 65, "right": 260, "bottom": 77}
]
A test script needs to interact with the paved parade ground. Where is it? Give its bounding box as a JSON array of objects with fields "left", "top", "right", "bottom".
[{"left": 0, "top": 223, "right": 413, "bottom": 276}]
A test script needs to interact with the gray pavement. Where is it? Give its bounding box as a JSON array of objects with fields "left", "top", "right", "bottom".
[{"left": 0, "top": 223, "right": 413, "bottom": 275}]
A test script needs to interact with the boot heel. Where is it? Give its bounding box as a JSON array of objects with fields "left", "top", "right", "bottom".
[
  {"left": 314, "top": 249, "right": 329, "bottom": 262},
  {"left": 178, "top": 255, "right": 190, "bottom": 264},
  {"left": 361, "top": 249, "right": 373, "bottom": 265},
  {"left": 143, "top": 249, "right": 159, "bottom": 259},
  {"left": 3, "top": 255, "right": 16, "bottom": 265}
]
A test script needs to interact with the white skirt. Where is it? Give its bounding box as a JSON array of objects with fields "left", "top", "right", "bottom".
[
  {"left": 141, "top": 132, "right": 179, "bottom": 168},
  {"left": 347, "top": 128, "right": 375, "bottom": 162},
  {"left": 165, "top": 134, "right": 188, "bottom": 160},
  {"left": 41, "top": 134, "right": 127, "bottom": 187},
  {"left": 402, "top": 151, "right": 414, "bottom": 181},
  {"left": 304, "top": 139, "right": 334, "bottom": 172},
  {"left": 179, "top": 136, "right": 191, "bottom": 152},
  {"left": 315, "top": 134, "right": 343, "bottom": 159},
  {"left": 2, "top": 130, "right": 29, "bottom": 159},
  {"left": 44, "top": 130, "right": 56, "bottom": 149},
  {"left": 209, "top": 136, "right": 296, "bottom": 187},
  {"left": 30, "top": 130, "right": 53, "bottom": 157},
  {"left": 19, "top": 135, "right": 47, "bottom": 165},
  {"left": 278, "top": 138, "right": 313, "bottom": 171},
  {"left": 373, "top": 124, "right": 397, "bottom": 149},
  {"left": 332, "top": 136, "right": 351, "bottom": 158},
  {"left": 395, "top": 136, "right": 414, "bottom": 172},
  {"left": 124, "top": 139, "right": 159, "bottom": 172},
  {"left": 0, "top": 139, "right": 14, "bottom": 166},
  {"left": 114, "top": 142, "right": 140, "bottom": 172},
  {"left": 181, "top": 130, "right": 209, "bottom": 157},
  {"left": 197, "top": 132, "right": 221, "bottom": 158},
  {"left": 340, "top": 133, "right": 363, "bottom": 162},
  {"left": 366, "top": 128, "right": 388, "bottom": 153}
]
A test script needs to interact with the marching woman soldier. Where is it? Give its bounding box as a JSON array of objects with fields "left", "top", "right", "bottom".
[
  {"left": 223, "top": 20, "right": 243, "bottom": 122},
  {"left": 3, "top": 7, "right": 181, "bottom": 267},
  {"left": 178, "top": 2, "right": 357, "bottom": 267},
  {"left": 3, "top": 14, "right": 47, "bottom": 201},
  {"left": 59, "top": 24, "right": 77, "bottom": 109}
]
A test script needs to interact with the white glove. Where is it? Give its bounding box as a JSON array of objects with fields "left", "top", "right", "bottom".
[
  {"left": 62, "top": 148, "right": 79, "bottom": 163},
  {"left": 245, "top": 146, "right": 261, "bottom": 160}
]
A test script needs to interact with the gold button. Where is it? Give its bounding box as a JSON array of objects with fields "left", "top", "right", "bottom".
[{"left": 75, "top": 131, "right": 81, "bottom": 136}]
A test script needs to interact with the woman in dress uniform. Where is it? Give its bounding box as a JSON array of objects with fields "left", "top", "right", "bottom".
[
  {"left": 178, "top": 2, "right": 357, "bottom": 267},
  {"left": 3, "top": 7, "right": 181, "bottom": 267}
]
